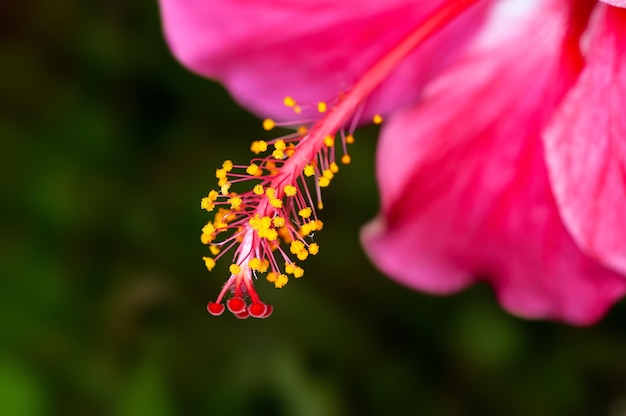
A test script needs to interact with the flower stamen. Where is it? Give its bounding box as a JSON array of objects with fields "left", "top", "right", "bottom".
[{"left": 201, "top": 0, "right": 482, "bottom": 317}]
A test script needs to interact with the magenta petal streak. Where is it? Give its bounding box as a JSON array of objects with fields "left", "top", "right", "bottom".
[
  {"left": 362, "top": 0, "right": 626, "bottom": 325},
  {"left": 544, "top": 5, "right": 626, "bottom": 276}
]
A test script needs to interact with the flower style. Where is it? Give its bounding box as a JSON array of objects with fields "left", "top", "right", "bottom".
[{"left": 160, "top": 0, "right": 626, "bottom": 324}]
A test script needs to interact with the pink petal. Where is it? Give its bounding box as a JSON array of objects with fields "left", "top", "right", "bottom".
[
  {"left": 543, "top": 5, "right": 626, "bottom": 276},
  {"left": 159, "top": 0, "right": 487, "bottom": 119},
  {"left": 362, "top": 0, "right": 626, "bottom": 325},
  {"left": 600, "top": 0, "right": 626, "bottom": 8}
]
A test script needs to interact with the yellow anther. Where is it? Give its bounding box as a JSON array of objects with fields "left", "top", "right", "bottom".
[
  {"left": 266, "top": 272, "right": 278, "bottom": 283},
  {"left": 293, "top": 266, "right": 304, "bottom": 278},
  {"left": 200, "top": 197, "right": 215, "bottom": 212},
  {"left": 215, "top": 168, "right": 227, "bottom": 179},
  {"left": 220, "top": 182, "right": 231, "bottom": 195},
  {"left": 253, "top": 184, "right": 264, "bottom": 195},
  {"left": 308, "top": 243, "right": 320, "bottom": 255},
  {"left": 222, "top": 160, "right": 233, "bottom": 171},
  {"left": 323, "top": 169, "right": 334, "bottom": 179},
  {"left": 274, "top": 140, "right": 286, "bottom": 151},
  {"left": 202, "top": 257, "right": 216, "bottom": 271},
  {"left": 202, "top": 223, "right": 216, "bottom": 235},
  {"left": 250, "top": 140, "right": 268, "bottom": 154},
  {"left": 283, "top": 96, "right": 296, "bottom": 107},
  {"left": 270, "top": 198, "right": 283, "bottom": 209},
  {"left": 298, "top": 207, "right": 312, "bottom": 218},
  {"left": 272, "top": 149, "right": 284, "bottom": 159},
  {"left": 294, "top": 105, "right": 302, "bottom": 114},
  {"left": 209, "top": 245, "right": 220, "bottom": 255},
  {"left": 300, "top": 220, "right": 320, "bottom": 235},
  {"left": 318, "top": 201, "right": 324, "bottom": 210},
  {"left": 216, "top": 208, "right": 234, "bottom": 223},
  {"left": 297, "top": 126, "right": 308, "bottom": 135},
  {"left": 300, "top": 223, "right": 313, "bottom": 236},
  {"left": 214, "top": 218, "right": 227, "bottom": 231},
  {"left": 248, "top": 214, "right": 260, "bottom": 229},
  {"left": 229, "top": 196, "right": 242, "bottom": 209},
  {"left": 304, "top": 164, "right": 315, "bottom": 177},
  {"left": 296, "top": 250, "right": 309, "bottom": 261},
  {"left": 341, "top": 154, "right": 351, "bottom": 164},
  {"left": 317, "top": 102, "right": 327, "bottom": 113},
  {"left": 284, "top": 185, "right": 297, "bottom": 197},
  {"left": 285, "top": 263, "right": 304, "bottom": 278},
  {"left": 263, "top": 118, "right": 275, "bottom": 131},
  {"left": 346, "top": 134, "right": 355, "bottom": 144},
  {"left": 259, "top": 216, "right": 271, "bottom": 229},
  {"left": 265, "top": 187, "right": 276, "bottom": 198},
  {"left": 246, "top": 163, "right": 260, "bottom": 176},
  {"left": 272, "top": 216, "right": 285, "bottom": 227},
  {"left": 290, "top": 240, "right": 305, "bottom": 254},
  {"left": 229, "top": 264, "right": 241, "bottom": 275},
  {"left": 265, "top": 229, "right": 278, "bottom": 241},
  {"left": 201, "top": 232, "right": 214, "bottom": 245},
  {"left": 249, "top": 257, "right": 262, "bottom": 270},
  {"left": 315, "top": 220, "right": 324, "bottom": 230},
  {"left": 324, "top": 135, "right": 334, "bottom": 147},
  {"left": 373, "top": 114, "right": 383, "bottom": 124},
  {"left": 330, "top": 162, "right": 339, "bottom": 173},
  {"left": 275, "top": 274, "right": 289, "bottom": 288},
  {"left": 259, "top": 259, "right": 269, "bottom": 273}
]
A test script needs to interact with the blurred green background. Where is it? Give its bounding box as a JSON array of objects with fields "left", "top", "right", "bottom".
[{"left": 3, "top": 1, "right": 626, "bottom": 415}]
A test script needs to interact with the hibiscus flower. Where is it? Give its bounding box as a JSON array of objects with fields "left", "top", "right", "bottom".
[{"left": 160, "top": 0, "right": 626, "bottom": 324}]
